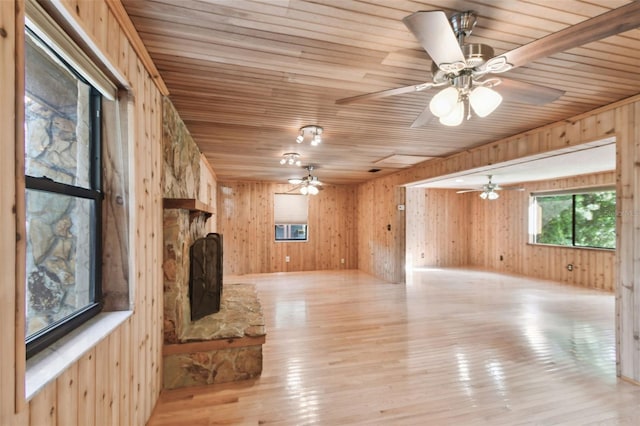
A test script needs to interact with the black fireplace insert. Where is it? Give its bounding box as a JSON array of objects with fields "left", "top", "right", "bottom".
[{"left": 189, "top": 233, "right": 223, "bottom": 320}]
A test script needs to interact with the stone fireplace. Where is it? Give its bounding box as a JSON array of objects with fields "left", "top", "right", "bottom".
[{"left": 161, "top": 98, "right": 265, "bottom": 389}]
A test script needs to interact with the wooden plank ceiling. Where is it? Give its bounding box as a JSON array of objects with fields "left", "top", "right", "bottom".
[{"left": 123, "top": 0, "right": 640, "bottom": 184}]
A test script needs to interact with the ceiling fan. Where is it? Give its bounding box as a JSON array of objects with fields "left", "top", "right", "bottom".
[
  {"left": 288, "top": 166, "right": 323, "bottom": 195},
  {"left": 456, "top": 175, "right": 524, "bottom": 200},
  {"left": 336, "top": 3, "right": 640, "bottom": 127}
]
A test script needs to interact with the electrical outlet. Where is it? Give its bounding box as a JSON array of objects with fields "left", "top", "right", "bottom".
[
  {"left": 567, "top": 264, "right": 573, "bottom": 271},
  {"left": 285, "top": 256, "right": 290, "bottom": 263},
  {"left": 341, "top": 258, "right": 345, "bottom": 264}
]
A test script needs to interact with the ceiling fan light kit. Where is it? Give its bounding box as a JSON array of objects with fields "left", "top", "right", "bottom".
[
  {"left": 429, "top": 86, "right": 459, "bottom": 117},
  {"left": 457, "top": 175, "right": 524, "bottom": 200},
  {"left": 300, "top": 185, "right": 319, "bottom": 195},
  {"left": 288, "top": 165, "right": 323, "bottom": 196},
  {"left": 479, "top": 189, "right": 499, "bottom": 200},
  {"left": 428, "top": 72, "right": 503, "bottom": 125},
  {"left": 469, "top": 86, "right": 503, "bottom": 118},
  {"left": 439, "top": 100, "right": 465, "bottom": 126}
]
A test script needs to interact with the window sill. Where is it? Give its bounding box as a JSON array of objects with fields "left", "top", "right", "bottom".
[
  {"left": 25, "top": 310, "right": 132, "bottom": 400},
  {"left": 526, "top": 242, "right": 615, "bottom": 252}
]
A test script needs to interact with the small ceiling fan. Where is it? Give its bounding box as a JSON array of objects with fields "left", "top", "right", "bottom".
[
  {"left": 456, "top": 175, "right": 524, "bottom": 200},
  {"left": 336, "top": 3, "right": 640, "bottom": 127},
  {"left": 288, "top": 165, "right": 323, "bottom": 195}
]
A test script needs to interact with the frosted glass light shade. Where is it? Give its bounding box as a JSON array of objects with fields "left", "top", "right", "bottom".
[
  {"left": 469, "top": 86, "right": 502, "bottom": 117},
  {"left": 429, "top": 87, "right": 459, "bottom": 118},
  {"left": 487, "top": 190, "right": 499, "bottom": 200},
  {"left": 300, "top": 186, "right": 309, "bottom": 195},
  {"left": 307, "top": 185, "right": 319, "bottom": 195},
  {"left": 479, "top": 191, "right": 488, "bottom": 200},
  {"left": 439, "top": 101, "right": 464, "bottom": 126}
]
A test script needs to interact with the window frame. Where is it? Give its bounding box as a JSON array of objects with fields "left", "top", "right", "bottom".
[
  {"left": 24, "top": 27, "right": 104, "bottom": 359},
  {"left": 275, "top": 223, "right": 309, "bottom": 242},
  {"left": 528, "top": 187, "right": 616, "bottom": 251}
]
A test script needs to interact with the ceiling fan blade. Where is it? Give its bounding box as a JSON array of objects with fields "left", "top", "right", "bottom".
[
  {"left": 336, "top": 82, "right": 432, "bottom": 105},
  {"left": 495, "top": 78, "right": 565, "bottom": 105},
  {"left": 489, "top": 2, "right": 640, "bottom": 70},
  {"left": 456, "top": 189, "right": 483, "bottom": 194},
  {"left": 403, "top": 11, "right": 466, "bottom": 71},
  {"left": 500, "top": 186, "right": 525, "bottom": 191},
  {"left": 410, "top": 104, "right": 435, "bottom": 128}
]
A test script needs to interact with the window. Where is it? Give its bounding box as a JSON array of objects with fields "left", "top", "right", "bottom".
[
  {"left": 24, "top": 9, "right": 114, "bottom": 357},
  {"left": 274, "top": 194, "right": 308, "bottom": 241},
  {"left": 275, "top": 224, "right": 308, "bottom": 241},
  {"left": 529, "top": 188, "right": 616, "bottom": 250}
]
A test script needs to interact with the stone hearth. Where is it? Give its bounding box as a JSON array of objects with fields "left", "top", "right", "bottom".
[{"left": 163, "top": 283, "right": 265, "bottom": 389}]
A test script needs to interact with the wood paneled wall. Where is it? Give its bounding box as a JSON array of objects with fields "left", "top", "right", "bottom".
[
  {"left": 1, "top": 1, "right": 164, "bottom": 424},
  {"left": 357, "top": 95, "right": 640, "bottom": 382},
  {"left": 405, "top": 173, "right": 615, "bottom": 290},
  {"left": 1, "top": 1, "right": 25, "bottom": 423},
  {"left": 217, "top": 182, "right": 357, "bottom": 275},
  {"left": 467, "top": 172, "right": 616, "bottom": 290},
  {"left": 356, "top": 179, "right": 406, "bottom": 283},
  {"left": 199, "top": 154, "right": 217, "bottom": 234},
  {"left": 405, "top": 187, "right": 470, "bottom": 268}
]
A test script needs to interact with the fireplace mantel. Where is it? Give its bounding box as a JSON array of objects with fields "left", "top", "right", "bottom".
[{"left": 163, "top": 198, "right": 214, "bottom": 220}]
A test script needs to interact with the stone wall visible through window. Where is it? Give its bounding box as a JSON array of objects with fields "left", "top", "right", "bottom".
[{"left": 24, "top": 30, "right": 102, "bottom": 357}]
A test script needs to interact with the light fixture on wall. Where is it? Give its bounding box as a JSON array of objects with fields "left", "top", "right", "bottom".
[
  {"left": 429, "top": 76, "right": 502, "bottom": 126},
  {"left": 279, "top": 152, "right": 302, "bottom": 166},
  {"left": 296, "top": 125, "right": 323, "bottom": 146}
]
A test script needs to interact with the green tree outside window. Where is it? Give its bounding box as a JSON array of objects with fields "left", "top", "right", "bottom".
[{"left": 533, "top": 190, "right": 615, "bottom": 249}]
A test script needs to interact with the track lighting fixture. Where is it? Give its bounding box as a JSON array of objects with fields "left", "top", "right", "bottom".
[
  {"left": 296, "top": 125, "right": 323, "bottom": 146},
  {"left": 279, "top": 152, "right": 302, "bottom": 166}
]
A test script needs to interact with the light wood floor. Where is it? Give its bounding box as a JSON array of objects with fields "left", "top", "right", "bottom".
[{"left": 148, "top": 268, "right": 640, "bottom": 425}]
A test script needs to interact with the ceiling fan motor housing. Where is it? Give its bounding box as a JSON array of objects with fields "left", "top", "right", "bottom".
[
  {"left": 431, "top": 43, "right": 494, "bottom": 83},
  {"left": 463, "top": 43, "right": 494, "bottom": 67}
]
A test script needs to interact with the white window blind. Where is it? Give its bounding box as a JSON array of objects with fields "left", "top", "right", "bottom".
[
  {"left": 274, "top": 194, "right": 308, "bottom": 224},
  {"left": 25, "top": 0, "right": 117, "bottom": 100}
]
